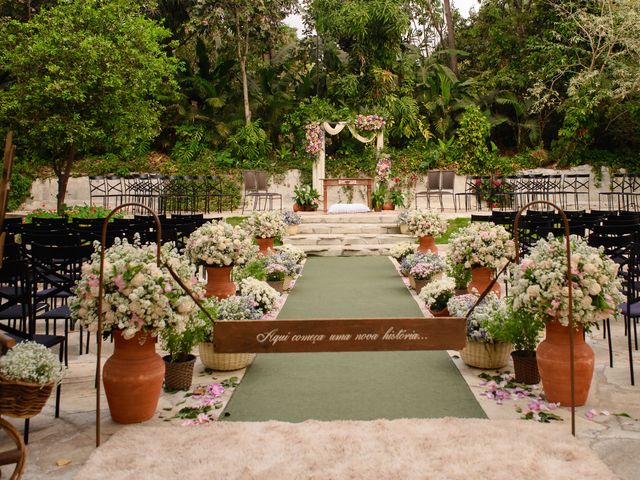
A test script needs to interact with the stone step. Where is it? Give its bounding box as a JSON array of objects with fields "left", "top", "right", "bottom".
[
  {"left": 297, "top": 222, "right": 400, "bottom": 235},
  {"left": 284, "top": 233, "right": 410, "bottom": 247},
  {"left": 297, "top": 212, "right": 401, "bottom": 224}
]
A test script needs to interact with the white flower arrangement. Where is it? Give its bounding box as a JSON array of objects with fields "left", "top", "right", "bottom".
[
  {"left": 418, "top": 276, "right": 455, "bottom": 311},
  {"left": 71, "top": 238, "right": 205, "bottom": 340},
  {"left": 243, "top": 211, "right": 287, "bottom": 239},
  {"left": 217, "top": 295, "right": 263, "bottom": 320},
  {"left": 389, "top": 241, "right": 418, "bottom": 261},
  {"left": 448, "top": 222, "right": 515, "bottom": 270},
  {"left": 447, "top": 292, "right": 506, "bottom": 342},
  {"left": 239, "top": 278, "right": 280, "bottom": 313},
  {"left": 396, "top": 210, "right": 411, "bottom": 225},
  {"left": 185, "top": 221, "right": 258, "bottom": 267},
  {"left": 276, "top": 244, "right": 306, "bottom": 264},
  {"left": 409, "top": 258, "right": 446, "bottom": 280},
  {"left": 0, "top": 341, "right": 64, "bottom": 386},
  {"left": 405, "top": 209, "right": 447, "bottom": 237},
  {"left": 509, "top": 235, "right": 623, "bottom": 329}
]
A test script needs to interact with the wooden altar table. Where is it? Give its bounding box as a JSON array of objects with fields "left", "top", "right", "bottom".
[{"left": 321, "top": 178, "right": 373, "bottom": 213}]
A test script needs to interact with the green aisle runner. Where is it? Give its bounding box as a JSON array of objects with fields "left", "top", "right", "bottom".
[{"left": 222, "top": 256, "right": 485, "bottom": 421}]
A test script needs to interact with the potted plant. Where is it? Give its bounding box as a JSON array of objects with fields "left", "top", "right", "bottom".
[
  {"left": 293, "top": 184, "right": 320, "bottom": 211},
  {"left": 399, "top": 252, "right": 433, "bottom": 277},
  {"left": 501, "top": 306, "right": 545, "bottom": 384},
  {"left": 185, "top": 221, "right": 258, "bottom": 299},
  {"left": 509, "top": 235, "right": 622, "bottom": 405},
  {"left": 238, "top": 277, "right": 280, "bottom": 314},
  {"left": 370, "top": 187, "right": 385, "bottom": 212},
  {"left": 265, "top": 251, "right": 301, "bottom": 292},
  {"left": 199, "top": 295, "right": 261, "bottom": 371},
  {"left": 389, "top": 189, "right": 405, "bottom": 210},
  {"left": 408, "top": 255, "right": 446, "bottom": 292},
  {"left": 448, "top": 222, "right": 515, "bottom": 297},
  {"left": 448, "top": 293, "right": 512, "bottom": 369},
  {"left": 71, "top": 238, "right": 204, "bottom": 424},
  {"left": 419, "top": 276, "right": 455, "bottom": 317},
  {"left": 448, "top": 262, "right": 472, "bottom": 296},
  {"left": 388, "top": 241, "right": 418, "bottom": 263},
  {"left": 273, "top": 245, "right": 306, "bottom": 289},
  {"left": 396, "top": 210, "right": 410, "bottom": 234},
  {"left": 242, "top": 211, "right": 287, "bottom": 255},
  {"left": 0, "top": 342, "right": 64, "bottom": 418},
  {"left": 282, "top": 211, "right": 302, "bottom": 235},
  {"left": 405, "top": 209, "right": 447, "bottom": 253},
  {"left": 160, "top": 311, "right": 209, "bottom": 391}
]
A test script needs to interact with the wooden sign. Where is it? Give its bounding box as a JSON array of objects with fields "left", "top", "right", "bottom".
[
  {"left": 213, "top": 317, "right": 466, "bottom": 353},
  {"left": 338, "top": 179, "right": 357, "bottom": 185}
]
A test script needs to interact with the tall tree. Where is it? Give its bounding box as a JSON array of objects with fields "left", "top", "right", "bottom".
[
  {"left": 442, "top": 0, "right": 457, "bottom": 74},
  {"left": 0, "top": 0, "right": 179, "bottom": 211}
]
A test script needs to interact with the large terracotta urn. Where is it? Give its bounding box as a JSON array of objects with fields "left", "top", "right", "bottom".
[
  {"left": 417, "top": 235, "right": 438, "bottom": 253},
  {"left": 205, "top": 266, "right": 236, "bottom": 299},
  {"left": 255, "top": 237, "right": 275, "bottom": 255},
  {"left": 536, "top": 321, "right": 594, "bottom": 406},
  {"left": 103, "top": 331, "right": 165, "bottom": 424},
  {"left": 468, "top": 266, "right": 501, "bottom": 297}
]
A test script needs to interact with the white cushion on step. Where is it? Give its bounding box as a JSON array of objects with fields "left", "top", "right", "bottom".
[{"left": 327, "top": 203, "right": 371, "bottom": 214}]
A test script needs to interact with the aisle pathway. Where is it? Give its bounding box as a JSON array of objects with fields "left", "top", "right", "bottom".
[{"left": 222, "top": 257, "right": 485, "bottom": 421}]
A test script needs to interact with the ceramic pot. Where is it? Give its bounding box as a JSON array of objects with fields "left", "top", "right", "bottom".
[
  {"left": 430, "top": 306, "right": 449, "bottom": 317},
  {"left": 292, "top": 203, "right": 301, "bottom": 212},
  {"left": 511, "top": 350, "right": 540, "bottom": 385},
  {"left": 399, "top": 224, "right": 409, "bottom": 234},
  {"left": 382, "top": 203, "right": 395, "bottom": 210},
  {"left": 417, "top": 235, "right": 438, "bottom": 253},
  {"left": 205, "top": 266, "right": 236, "bottom": 299},
  {"left": 537, "top": 321, "right": 594, "bottom": 406},
  {"left": 286, "top": 225, "right": 299, "bottom": 235},
  {"left": 468, "top": 266, "right": 500, "bottom": 297},
  {"left": 163, "top": 354, "right": 196, "bottom": 391},
  {"left": 103, "top": 331, "right": 165, "bottom": 424},
  {"left": 255, "top": 237, "right": 275, "bottom": 255}
]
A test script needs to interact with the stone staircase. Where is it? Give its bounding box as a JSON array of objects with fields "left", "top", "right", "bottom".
[{"left": 284, "top": 212, "right": 411, "bottom": 256}]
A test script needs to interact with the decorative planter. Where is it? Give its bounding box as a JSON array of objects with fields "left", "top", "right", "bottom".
[
  {"left": 255, "top": 237, "right": 275, "bottom": 255},
  {"left": 205, "top": 266, "right": 236, "bottom": 299},
  {"left": 293, "top": 203, "right": 301, "bottom": 212},
  {"left": 373, "top": 206, "right": 382, "bottom": 212},
  {"left": 199, "top": 342, "right": 255, "bottom": 371},
  {"left": 294, "top": 204, "right": 317, "bottom": 212},
  {"left": 283, "top": 275, "right": 294, "bottom": 290},
  {"left": 267, "top": 279, "right": 285, "bottom": 293},
  {"left": 163, "top": 354, "right": 196, "bottom": 391},
  {"left": 382, "top": 203, "right": 395, "bottom": 210},
  {"left": 460, "top": 340, "right": 512, "bottom": 369},
  {"left": 410, "top": 277, "right": 429, "bottom": 293},
  {"left": 511, "top": 350, "right": 540, "bottom": 385},
  {"left": 417, "top": 235, "right": 438, "bottom": 253},
  {"left": 103, "top": 331, "right": 165, "bottom": 424},
  {"left": 399, "top": 224, "right": 409, "bottom": 234},
  {"left": 537, "top": 321, "right": 594, "bottom": 406},
  {"left": 429, "top": 306, "right": 449, "bottom": 318},
  {"left": 286, "top": 225, "right": 299, "bottom": 236},
  {"left": 0, "top": 376, "right": 53, "bottom": 419},
  {"left": 468, "top": 266, "right": 500, "bottom": 297}
]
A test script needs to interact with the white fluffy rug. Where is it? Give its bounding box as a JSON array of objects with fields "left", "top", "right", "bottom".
[{"left": 76, "top": 418, "right": 615, "bottom": 480}]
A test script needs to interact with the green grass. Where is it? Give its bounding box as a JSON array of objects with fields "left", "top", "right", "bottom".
[
  {"left": 436, "top": 217, "right": 470, "bottom": 244},
  {"left": 225, "top": 216, "right": 246, "bottom": 226}
]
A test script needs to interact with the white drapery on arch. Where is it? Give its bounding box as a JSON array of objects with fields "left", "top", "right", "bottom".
[{"left": 312, "top": 122, "right": 384, "bottom": 192}]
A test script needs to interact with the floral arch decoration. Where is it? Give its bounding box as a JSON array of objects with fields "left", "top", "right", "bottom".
[{"left": 305, "top": 114, "right": 385, "bottom": 192}]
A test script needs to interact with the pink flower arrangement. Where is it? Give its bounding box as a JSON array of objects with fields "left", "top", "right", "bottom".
[
  {"left": 305, "top": 122, "right": 323, "bottom": 155},
  {"left": 376, "top": 155, "right": 392, "bottom": 181},
  {"left": 354, "top": 114, "right": 385, "bottom": 132}
]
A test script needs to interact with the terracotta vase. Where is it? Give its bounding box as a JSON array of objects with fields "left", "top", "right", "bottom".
[
  {"left": 417, "top": 235, "right": 438, "bottom": 253},
  {"left": 103, "top": 331, "right": 165, "bottom": 424},
  {"left": 205, "top": 266, "right": 236, "bottom": 299},
  {"left": 382, "top": 202, "right": 395, "bottom": 210},
  {"left": 430, "top": 306, "right": 449, "bottom": 317},
  {"left": 536, "top": 321, "right": 594, "bottom": 406},
  {"left": 468, "top": 266, "right": 500, "bottom": 297},
  {"left": 292, "top": 203, "right": 301, "bottom": 212},
  {"left": 255, "top": 237, "right": 275, "bottom": 255}
]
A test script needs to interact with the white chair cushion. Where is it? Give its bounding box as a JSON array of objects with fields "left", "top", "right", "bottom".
[{"left": 327, "top": 203, "right": 370, "bottom": 214}]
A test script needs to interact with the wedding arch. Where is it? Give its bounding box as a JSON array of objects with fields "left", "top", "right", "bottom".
[{"left": 307, "top": 118, "right": 385, "bottom": 192}]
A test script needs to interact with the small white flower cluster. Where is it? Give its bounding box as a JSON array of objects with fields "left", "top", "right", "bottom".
[
  {"left": 216, "top": 295, "right": 262, "bottom": 321},
  {"left": 276, "top": 244, "right": 306, "bottom": 264},
  {"left": 243, "top": 211, "right": 287, "bottom": 239},
  {"left": 405, "top": 209, "right": 447, "bottom": 237},
  {"left": 418, "top": 276, "right": 455, "bottom": 309},
  {"left": 447, "top": 292, "right": 505, "bottom": 342},
  {"left": 509, "top": 235, "right": 623, "bottom": 328},
  {"left": 0, "top": 341, "right": 64, "bottom": 386},
  {"left": 448, "top": 222, "right": 515, "bottom": 270},
  {"left": 185, "top": 221, "right": 258, "bottom": 267},
  {"left": 71, "top": 238, "right": 205, "bottom": 340},
  {"left": 389, "top": 241, "right": 418, "bottom": 261},
  {"left": 239, "top": 277, "right": 280, "bottom": 313}
]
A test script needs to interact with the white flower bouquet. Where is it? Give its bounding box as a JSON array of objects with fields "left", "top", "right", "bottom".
[
  {"left": 185, "top": 221, "right": 258, "bottom": 266},
  {"left": 405, "top": 209, "right": 447, "bottom": 237},
  {"left": 0, "top": 341, "right": 64, "bottom": 386},
  {"left": 509, "top": 235, "right": 623, "bottom": 328},
  {"left": 448, "top": 292, "right": 507, "bottom": 342},
  {"left": 409, "top": 256, "right": 446, "bottom": 280},
  {"left": 71, "top": 238, "right": 205, "bottom": 340},
  {"left": 389, "top": 241, "right": 417, "bottom": 261},
  {"left": 448, "top": 222, "right": 515, "bottom": 270},
  {"left": 276, "top": 244, "right": 306, "bottom": 264},
  {"left": 243, "top": 211, "right": 287, "bottom": 239},
  {"left": 419, "top": 276, "right": 455, "bottom": 311},
  {"left": 217, "top": 295, "right": 263, "bottom": 321},
  {"left": 239, "top": 278, "right": 280, "bottom": 313}
]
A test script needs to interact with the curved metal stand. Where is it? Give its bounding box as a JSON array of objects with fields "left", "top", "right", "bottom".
[
  {"left": 513, "top": 200, "right": 576, "bottom": 436},
  {"left": 95, "top": 204, "right": 214, "bottom": 447}
]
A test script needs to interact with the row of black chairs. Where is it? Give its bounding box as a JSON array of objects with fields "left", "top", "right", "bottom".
[
  {"left": 89, "top": 175, "right": 237, "bottom": 214},
  {"left": 599, "top": 173, "right": 640, "bottom": 211}
]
